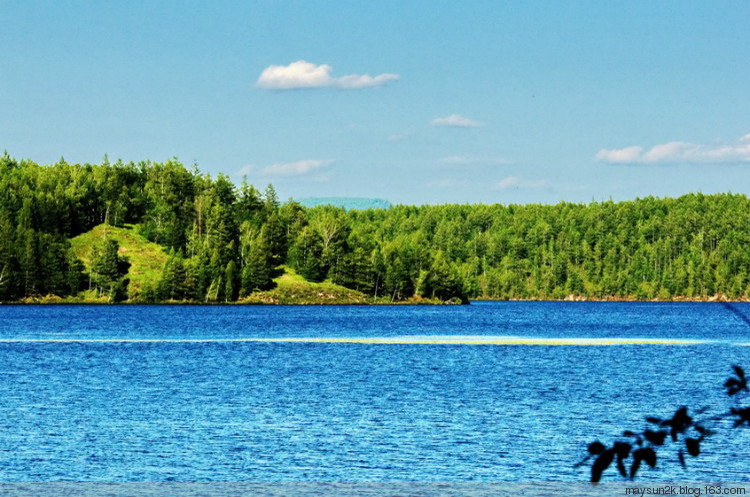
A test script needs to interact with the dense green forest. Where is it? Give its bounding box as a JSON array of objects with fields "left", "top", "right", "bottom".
[{"left": 1, "top": 153, "right": 750, "bottom": 303}]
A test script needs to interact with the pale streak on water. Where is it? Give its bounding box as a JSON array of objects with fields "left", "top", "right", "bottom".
[{"left": 0, "top": 336, "right": 719, "bottom": 345}]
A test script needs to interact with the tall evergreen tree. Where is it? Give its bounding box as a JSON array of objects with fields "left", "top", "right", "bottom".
[
  {"left": 240, "top": 227, "right": 275, "bottom": 295},
  {"left": 90, "top": 238, "right": 127, "bottom": 301}
]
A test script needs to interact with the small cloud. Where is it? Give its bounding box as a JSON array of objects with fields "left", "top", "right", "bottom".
[
  {"left": 256, "top": 60, "right": 399, "bottom": 90},
  {"left": 335, "top": 73, "right": 399, "bottom": 89},
  {"left": 261, "top": 159, "right": 333, "bottom": 176},
  {"left": 439, "top": 155, "right": 509, "bottom": 166},
  {"left": 256, "top": 61, "right": 331, "bottom": 90},
  {"left": 595, "top": 146, "right": 643, "bottom": 163},
  {"left": 596, "top": 134, "right": 750, "bottom": 164},
  {"left": 430, "top": 114, "right": 483, "bottom": 128}
]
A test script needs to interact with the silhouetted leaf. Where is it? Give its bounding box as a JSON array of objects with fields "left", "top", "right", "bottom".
[
  {"left": 663, "top": 407, "right": 692, "bottom": 443},
  {"left": 631, "top": 449, "right": 651, "bottom": 478},
  {"left": 643, "top": 430, "right": 667, "bottom": 446},
  {"left": 614, "top": 442, "right": 632, "bottom": 457},
  {"left": 726, "top": 366, "right": 748, "bottom": 396},
  {"left": 678, "top": 449, "right": 686, "bottom": 468},
  {"left": 591, "top": 449, "right": 616, "bottom": 483},
  {"left": 726, "top": 379, "right": 742, "bottom": 396},
  {"left": 630, "top": 457, "right": 641, "bottom": 479},
  {"left": 672, "top": 407, "right": 692, "bottom": 428},
  {"left": 731, "top": 407, "right": 750, "bottom": 427},
  {"left": 685, "top": 438, "right": 700, "bottom": 457},
  {"left": 632, "top": 448, "right": 656, "bottom": 470},
  {"left": 616, "top": 454, "right": 627, "bottom": 477},
  {"left": 734, "top": 365, "right": 745, "bottom": 381},
  {"left": 614, "top": 442, "right": 632, "bottom": 477},
  {"left": 588, "top": 441, "right": 606, "bottom": 455},
  {"left": 646, "top": 417, "right": 662, "bottom": 424}
]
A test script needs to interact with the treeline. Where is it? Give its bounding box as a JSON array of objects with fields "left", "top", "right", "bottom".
[{"left": 2, "top": 153, "right": 750, "bottom": 303}]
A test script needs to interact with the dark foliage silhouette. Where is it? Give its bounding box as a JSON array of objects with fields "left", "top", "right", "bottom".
[{"left": 578, "top": 366, "right": 749, "bottom": 482}]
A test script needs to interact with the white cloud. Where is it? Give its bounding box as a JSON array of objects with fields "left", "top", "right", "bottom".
[
  {"left": 256, "top": 61, "right": 399, "bottom": 90},
  {"left": 256, "top": 61, "right": 331, "bottom": 89},
  {"left": 596, "top": 134, "right": 750, "bottom": 164},
  {"left": 430, "top": 114, "right": 483, "bottom": 128},
  {"left": 594, "top": 146, "right": 643, "bottom": 163},
  {"left": 261, "top": 159, "right": 333, "bottom": 176},
  {"left": 335, "top": 73, "right": 399, "bottom": 89}
]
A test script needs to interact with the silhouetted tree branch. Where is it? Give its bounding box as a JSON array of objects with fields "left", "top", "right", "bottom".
[{"left": 578, "top": 366, "right": 749, "bottom": 482}]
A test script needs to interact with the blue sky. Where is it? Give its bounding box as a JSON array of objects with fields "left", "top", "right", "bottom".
[{"left": 2, "top": 1, "right": 748, "bottom": 205}]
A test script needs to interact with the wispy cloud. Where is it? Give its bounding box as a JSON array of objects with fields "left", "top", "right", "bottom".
[
  {"left": 261, "top": 159, "right": 333, "bottom": 176},
  {"left": 238, "top": 159, "right": 333, "bottom": 177},
  {"left": 493, "top": 176, "right": 589, "bottom": 193},
  {"left": 492, "top": 176, "right": 548, "bottom": 190},
  {"left": 430, "top": 114, "right": 483, "bottom": 128},
  {"left": 256, "top": 61, "right": 399, "bottom": 90},
  {"left": 495, "top": 176, "right": 519, "bottom": 189},
  {"left": 596, "top": 134, "right": 750, "bottom": 164}
]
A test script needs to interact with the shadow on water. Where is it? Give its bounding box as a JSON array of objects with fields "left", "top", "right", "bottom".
[{"left": 722, "top": 302, "right": 750, "bottom": 329}]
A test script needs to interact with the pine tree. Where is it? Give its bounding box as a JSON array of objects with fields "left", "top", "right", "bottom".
[
  {"left": 224, "top": 260, "right": 238, "bottom": 301},
  {"left": 0, "top": 215, "right": 20, "bottom": 300},
  {"left": 66, "top": 249, "right": 85, "bottom": 295},
  {"left": 90, "top": 238, "right": 127, "bottom": 301},
  {"left": 18, "top": 227, "right": 39, "bottom": 297},
  {"left": 264, "top": 212, "right": 287, "bottom": 265},
  {"left": 240, "top": 228, "right": 274, "bottom": 294},
  {"left": 157, "top": 252, "right": 179, "bottom": 300}
]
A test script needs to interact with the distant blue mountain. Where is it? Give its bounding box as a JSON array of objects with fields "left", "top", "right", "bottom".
[{"left": 296, "top": 197, "right": 392, "bottom": 210}]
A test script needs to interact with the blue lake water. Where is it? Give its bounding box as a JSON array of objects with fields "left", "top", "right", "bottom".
[{"left": 1, "top": 302, "right": 750, "bottom": 481}]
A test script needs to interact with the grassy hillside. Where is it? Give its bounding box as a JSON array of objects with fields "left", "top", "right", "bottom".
[
  {"left": 69, "top": 224, "right": 168, "bottom": 299},
  {"left": 240, "top": 266, "right": 373, "bottom": 304},
  {"left": 240, "top": 265, "right": 450, "bottom": 305},
  {"left": 67, "top": 225, "right": 386, "bottom": 304}
]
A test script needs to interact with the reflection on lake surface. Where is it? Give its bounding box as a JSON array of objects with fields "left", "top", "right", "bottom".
[{"left": 1, "top": 302, "right": 749, "bottom": 481}]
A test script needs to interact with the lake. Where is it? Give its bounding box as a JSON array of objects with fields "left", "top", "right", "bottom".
[{"left": 1, "top": 302, "right": 750, "bottom": 481}]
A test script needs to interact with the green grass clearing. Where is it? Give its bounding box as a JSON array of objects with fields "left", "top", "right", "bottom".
[{"left": 70, "top": 224, "right": 168, "bottom": 299}]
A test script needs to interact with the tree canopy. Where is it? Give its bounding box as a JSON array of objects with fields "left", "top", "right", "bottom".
[{"left": 2, "top": 153, "right": 750, "bottom": 303}]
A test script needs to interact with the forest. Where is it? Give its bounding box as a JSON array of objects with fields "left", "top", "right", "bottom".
[{"left": 1, "top": 153, "right": 750, "bottom": 304}]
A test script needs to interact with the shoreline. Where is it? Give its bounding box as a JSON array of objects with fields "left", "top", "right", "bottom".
[
  {"left": 4, "top": 294, "right": 749, "bottom": 305},
  {"left": 473, "top": 293, "right": 750, "bottom": 303}
]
